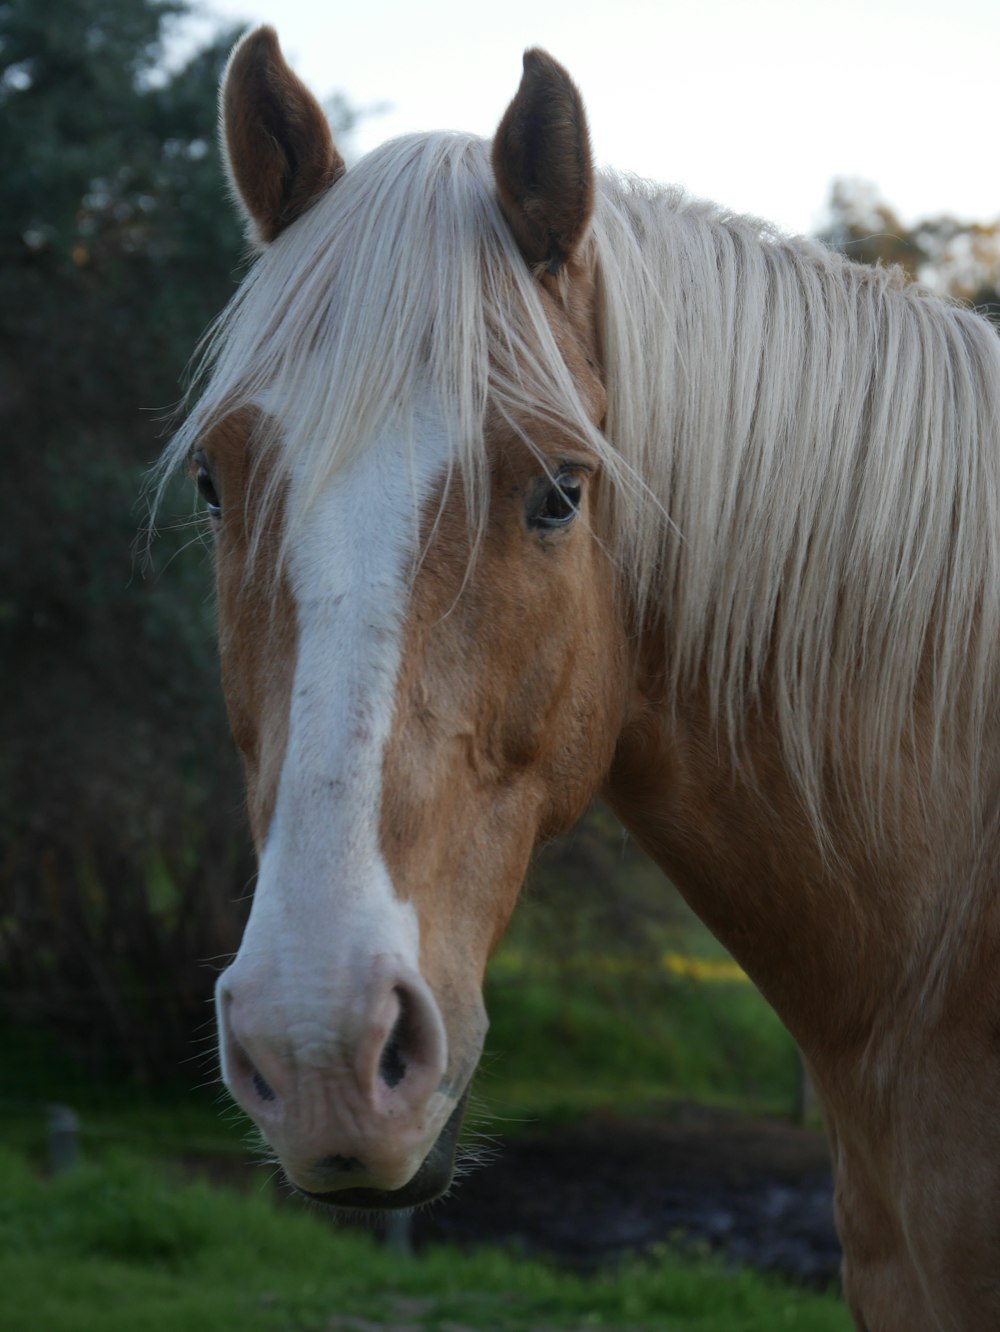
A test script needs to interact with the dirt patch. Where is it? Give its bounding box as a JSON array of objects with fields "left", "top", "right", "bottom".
[{"left": 406, "top": 1104, "right": 840, "bottom": 1287}]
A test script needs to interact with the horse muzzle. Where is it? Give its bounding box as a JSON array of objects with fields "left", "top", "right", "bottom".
[
  {"left": 216, "top": 954, "right": 475, "bottom": 1204},
  {"left": 301, "top": 1091, "right": 469, "bottom": 1209}
]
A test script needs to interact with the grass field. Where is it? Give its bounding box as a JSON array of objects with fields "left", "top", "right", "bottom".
[
  {"left": 477, "top": 839, "right": 803, "bottom": 1126},
  {"left": 0, "top": 1147, "right": 849, "bottom": 1332},
  {"left": 481, "top": 955, "right": 799, "bottom": 1127}
]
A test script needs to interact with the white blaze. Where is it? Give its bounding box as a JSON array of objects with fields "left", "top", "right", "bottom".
[{"left": 223, "top": 399, "right": 450, "bottom": 1068}]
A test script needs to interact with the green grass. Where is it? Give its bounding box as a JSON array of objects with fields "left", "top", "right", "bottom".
[
  {"left": 0, "top": 1148, "right": 849, "bottom": 1332},
  {"left": 473, "top": 844, "right": 803, "bottom": 1127},
  {"left": 478, "top": 950, "right": 800, "bottom": 1128}
]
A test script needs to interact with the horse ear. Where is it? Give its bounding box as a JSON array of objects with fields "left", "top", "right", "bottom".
[
  {"left": 220, "top": 26, "right": 345, "bottom": 245},
  {"left": 492, "top": 49, "right": 595, "bottom": 274}
]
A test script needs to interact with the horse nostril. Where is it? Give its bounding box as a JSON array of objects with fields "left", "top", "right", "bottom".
[
  {"left": 224, "top": 1028, "right": 280, "bottom": 1107},
  {"left": 379, "top": 999, "right": 409, "bottom": 1090},
  {"left": 354, "top": 969, "right": 447, "bottom": 1108},
  {"left": 252, "top": 1067, "right": 277, "bottom": 1103}
]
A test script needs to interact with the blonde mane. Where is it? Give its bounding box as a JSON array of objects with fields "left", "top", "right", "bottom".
[{"left": 162, "top": 131, "right": 1000, "bottom": 836}]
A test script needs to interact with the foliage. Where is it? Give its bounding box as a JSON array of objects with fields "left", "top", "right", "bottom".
[
  {"left": 0, "top": 1147, "right": 851, "bottom": 1331},
  {"left": 0, "top": 0, "right": 256, "bottom": 1077},
  {"left": 819, "top": 179, "right": 1000, "bottom": 317}
]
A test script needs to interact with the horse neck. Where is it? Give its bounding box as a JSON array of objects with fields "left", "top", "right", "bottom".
[{"left": 599, "top": 629, "right": 998, "bottom": 1062}]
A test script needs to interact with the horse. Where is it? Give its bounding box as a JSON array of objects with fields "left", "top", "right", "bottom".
[{"left": 160, "top": 26, "right": 1000, "bottom": 1331}]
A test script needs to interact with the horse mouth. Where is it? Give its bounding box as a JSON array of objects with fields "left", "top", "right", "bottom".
[{"left": 300, "top": 1092, "right": 469, "bottom": 1211}]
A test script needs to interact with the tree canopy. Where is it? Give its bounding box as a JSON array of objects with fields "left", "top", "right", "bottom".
[{"left": 0, "top": 0, "right": 253, "bottom": 1076}]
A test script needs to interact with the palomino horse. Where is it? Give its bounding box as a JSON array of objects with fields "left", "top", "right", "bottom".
[{"left": 163, "top": 27, "right": 1000, "bottom": 1331}]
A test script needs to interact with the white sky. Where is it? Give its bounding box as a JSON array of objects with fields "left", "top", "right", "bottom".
[{"left": 181, "top": 0, "right": 1000, "bottom": 237}]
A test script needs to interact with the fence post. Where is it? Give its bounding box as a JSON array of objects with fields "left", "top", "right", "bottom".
[
  {"left": 383, "top": 1210, "right": 413, "bottom": 1257},
  {"left": 47, "top": 1104, "right": 79, "bottom": 1174}
]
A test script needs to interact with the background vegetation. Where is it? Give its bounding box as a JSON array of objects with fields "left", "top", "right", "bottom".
[{"left": 1, "top": 0, "right": 251, "bottom": 1079}]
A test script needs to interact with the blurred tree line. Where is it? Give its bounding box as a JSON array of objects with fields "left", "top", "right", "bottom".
[
  {"left": 1, "top": 0, "right": 998, "bottom": 1082},
  {"left": 819, "top": 177, "right": 1000, "bottom": 317},
  {"left": 0, "top": 0, "right": 253, "bottom": 1079}
]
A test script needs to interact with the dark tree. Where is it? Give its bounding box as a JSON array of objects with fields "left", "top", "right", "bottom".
[{"left": 1, "top": 0, "right": 259, "bottom": 1078}]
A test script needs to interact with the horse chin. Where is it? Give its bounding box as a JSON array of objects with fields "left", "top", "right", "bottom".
[{"left": 299, "top": 1092, "right": 469, "bottom": 1212}]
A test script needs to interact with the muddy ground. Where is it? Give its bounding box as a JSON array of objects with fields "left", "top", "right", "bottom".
[{"left": 392, "top": 1104, "right": 840, "bottom": 1287}]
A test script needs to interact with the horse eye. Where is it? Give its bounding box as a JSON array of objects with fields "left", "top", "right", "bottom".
[
  {"left": 532, "top": 471, "right": 583, "bottom": 530},
  {"left": 193, "top": 450, "right": 221, "bottom": 517}
]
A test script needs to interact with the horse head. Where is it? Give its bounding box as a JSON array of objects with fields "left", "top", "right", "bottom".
[{"left": 196, "top": 29, "right": 625, "bottom": 1206}]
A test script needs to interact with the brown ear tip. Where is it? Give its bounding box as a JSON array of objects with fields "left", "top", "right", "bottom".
[
  {"left": 521, "top": 47, "right": 559, "bottom": 76},
  {"left": 244, "top": 24, "right": 280, "bottom": 49},
  {"left": 519, "top": 48, "right": 581, "bottom": 101},
  {"left": 229, "top": 24, "right": 283, "bottom": 71}
]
